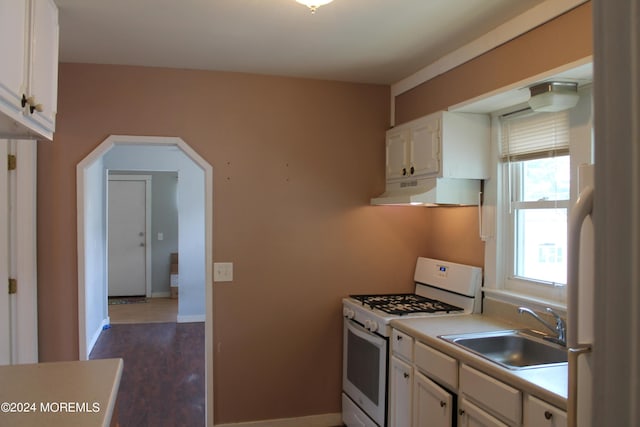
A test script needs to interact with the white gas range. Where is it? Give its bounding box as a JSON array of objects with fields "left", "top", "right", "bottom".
[{"left": 342, "top": 257, "right": 482, "bottom": 427}]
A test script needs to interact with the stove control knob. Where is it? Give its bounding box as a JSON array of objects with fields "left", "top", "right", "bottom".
[
  {"left": 343, "top": 307, "right": 355, "bottom": 319},
  {"left": 367, "top": 321, "right": 378, "bottom": 332}
]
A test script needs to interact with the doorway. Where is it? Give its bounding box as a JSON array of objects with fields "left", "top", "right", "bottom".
[{"left": 77, "top": 135, "right": 213, "bottom": 426}]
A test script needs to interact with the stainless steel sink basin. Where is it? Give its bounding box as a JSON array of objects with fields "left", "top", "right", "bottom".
[{"left": 439, "top": 330, "right": 568, "bottom": 370}]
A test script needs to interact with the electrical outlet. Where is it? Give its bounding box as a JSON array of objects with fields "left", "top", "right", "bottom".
[{"left": 214, "top": 262, "right": 233, "bottom": 282}]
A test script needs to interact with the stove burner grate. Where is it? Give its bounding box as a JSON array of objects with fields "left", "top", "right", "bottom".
[{"left": 350, "top": 293, "right": 463, "bottom": 315}]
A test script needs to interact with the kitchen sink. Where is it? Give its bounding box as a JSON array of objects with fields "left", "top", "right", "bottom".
[{"left": 439, "top": 330, "right": 568, "bottom": 370}]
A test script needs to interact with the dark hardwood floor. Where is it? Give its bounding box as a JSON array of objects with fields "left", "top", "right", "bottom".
[{"left": 90, "top": 322, "right": 205, "bottom": 427}]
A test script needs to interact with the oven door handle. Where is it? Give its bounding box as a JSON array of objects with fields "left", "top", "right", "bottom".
[{"left": 345, "top": 318, "right": 386, "bottom": 347}]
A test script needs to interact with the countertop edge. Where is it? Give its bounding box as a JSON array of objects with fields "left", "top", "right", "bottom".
[{"left": 102, "top": 358, "right": 123, "bottom": 427}]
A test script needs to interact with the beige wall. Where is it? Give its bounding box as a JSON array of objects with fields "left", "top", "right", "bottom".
[
  {"left": 37, "top": 64, "right": 444, "bottom": 423},
  {"left": 36, "top": 2, "right": 591, "bottom": 422}
]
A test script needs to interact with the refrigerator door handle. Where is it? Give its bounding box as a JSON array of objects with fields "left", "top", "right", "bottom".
[{"left": 567, "top": 184, "right": 594, "bottom": 427}]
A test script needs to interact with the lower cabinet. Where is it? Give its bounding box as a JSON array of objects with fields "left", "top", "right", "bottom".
[
  {"left": 414, "top": 371, "right": 454, "bottom": 427},
  {"left": 390, "top": 356, "right": 413, "bottom": 427},
  {"left": 523, "top": 395, "right": 567, "bottom": 427},
  {"left": 388, "top": 328, "right": 567, "bottom": 427}
]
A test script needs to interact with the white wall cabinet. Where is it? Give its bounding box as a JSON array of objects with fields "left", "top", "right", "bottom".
[
  {"left": 0, "top": 0, "right": 59, "bottom": 141},
  {"left": 385, "top": 111, "right": 490, "bottom": 184}
]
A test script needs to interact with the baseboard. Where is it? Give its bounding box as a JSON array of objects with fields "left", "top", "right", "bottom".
[
  {"left": 177, "top": 314, "right": 205, "bottom": 323},
  {"left": 151, "top": 291, "right": 170, "bottom": 298},
  {"left": 214, "top": 413, "right": 342, "bottom": 427},
  {"left": 86, "top": 317, "right": 110, "bottom": 358}
]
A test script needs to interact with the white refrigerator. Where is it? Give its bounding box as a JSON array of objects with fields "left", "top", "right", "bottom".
[{"left": 567, "top": 163, "right": 594, "bottom": 427}]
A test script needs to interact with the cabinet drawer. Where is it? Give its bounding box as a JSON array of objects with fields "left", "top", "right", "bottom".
[
  {"left": 524, "top": 395, "right": 567, "bottom": 427},
  {"left": 391, "top": 329, "right": 414, "bottom": 361},
  {"left": 414, "top": 341, "right": 458, "bottom": 391},
  {"left": 460, "top": 364, "right": 522, "bottom": 425}
]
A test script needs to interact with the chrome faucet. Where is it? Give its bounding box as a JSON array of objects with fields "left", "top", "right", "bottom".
[{"left": 517, "top": 306, "right": 566, "bottom": 346}]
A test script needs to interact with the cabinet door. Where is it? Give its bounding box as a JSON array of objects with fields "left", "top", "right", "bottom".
[
  {"left": 413, "top": 371, "right": 453, "bottom": 427},
  {"left": 409, "top": 116, "right": 440, "bottom": 177},
  {"left": 26, "top": 0, "right": 58, "bottom": 133},
  {"left": 386, "top": 130, "right": 409, "bottom": 181},
  {"left": 459, "top": 397, "right": 509, "bottom": 427},
  {"left": 0, "top": 0, "right": 28, "bottom": 113},
  {"left": 389, "top": 356, "right": 412, "bottom": 427},
  {"left": 523, "top": 395, "right": 566, "bottom": 427}
]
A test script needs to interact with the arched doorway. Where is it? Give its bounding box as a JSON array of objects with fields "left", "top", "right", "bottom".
[{"left": 76, "top": 135, "right": 213, "bottom": 425}]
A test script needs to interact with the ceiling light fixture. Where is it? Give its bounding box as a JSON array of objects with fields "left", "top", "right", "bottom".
[
  {"left": 296, "top": 0, "right": 334, "bottom": 14},
  {"left": 528, "top": 81, "right": 579, "bottom": 112}
]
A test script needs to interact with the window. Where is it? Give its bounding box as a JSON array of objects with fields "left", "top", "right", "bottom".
[{"left": 501, "top": 110, "right": 571, "bottom": 294}]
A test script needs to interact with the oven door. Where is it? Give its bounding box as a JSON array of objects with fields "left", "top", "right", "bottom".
[{"left": 343, "top": 318, "right": 387, "bottom": 426}]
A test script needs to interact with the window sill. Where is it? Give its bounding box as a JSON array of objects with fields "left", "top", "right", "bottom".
[{"left": 482, "top": 288, "right": 566, "bottom": 314}]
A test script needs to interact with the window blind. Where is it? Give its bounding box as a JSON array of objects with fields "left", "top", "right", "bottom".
[{"left": 500, "top": 110, "right": 570, "bottom": 161}]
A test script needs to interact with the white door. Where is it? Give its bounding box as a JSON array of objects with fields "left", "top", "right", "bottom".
[
  {"left": 0, "top": 139, "right": 38, "bottom": 365},
  {"left": 108, "top": 177, "right": 150, "bottom": 297}
]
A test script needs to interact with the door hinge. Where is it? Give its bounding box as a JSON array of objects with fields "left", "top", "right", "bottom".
[
  {"left": 8, "top": 154, "right": 16, "bottom": 171},
  {"left": 8, "top": 278, "right": 17, "bottom": 294}
]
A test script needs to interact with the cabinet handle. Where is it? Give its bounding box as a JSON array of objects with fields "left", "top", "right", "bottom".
[
  {"left": 440, "top": 401, "right": 446, "bottom": 408},
  {"left": 29, "top": 103, "right": 43, "bottom": 114},
  {"left": 544, "top": 410, "right": 553, "bottom": 420},
  {"left": 458, "top": 409, "right": 465, "bottom": 416},
  {"left": 21, "top": 94, "right": 28, "bottom": 108},
  {"left": 402, "top": 167, "right": 407, "bottom": 176},
  {"left": 403, "top": 373, "right": 410, "bottom": 379},
  {"left": 410, "top": 166, "right": 415, "bottom": 175},
  {"left": 396, "top": 335, "right": 402, "bottom": 340}
]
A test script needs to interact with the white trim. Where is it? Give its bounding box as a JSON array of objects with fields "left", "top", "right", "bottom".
[
  {"left": 76, "top": 135, "right": 214, "bottom": 426},
  {"left": 391, "top": 0, "right": 589, "bottom": 99},
  {"left": 87, "top": 318, "right": 110, "bottom": 357},
  {"left": 214, "top": 413, "right": 342, "bottom": 427},
  {"left": 151, "top": 291, "right": 171, "bottom": 298},
  {"left": 177, "top": 314, "right": 205, "bottom": 323},
  {"left": 107, "top": 174, "right": 153, "bottom": 298}
]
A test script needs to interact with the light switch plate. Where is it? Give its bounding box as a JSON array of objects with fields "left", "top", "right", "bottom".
[{"left": 214, "top": 262, "right": 233, "bottom": 282}]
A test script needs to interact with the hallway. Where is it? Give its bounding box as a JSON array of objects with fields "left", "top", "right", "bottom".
[{"left": 90, "top": 322, "right": 205, "bottom": 427}]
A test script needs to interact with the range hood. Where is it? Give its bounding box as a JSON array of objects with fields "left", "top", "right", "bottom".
[
  {"left": 370, "top": 177, "right": 481, "bottom": 206},
  {"left": 371, "top": 178, "right": 480, "bottom": 206}
]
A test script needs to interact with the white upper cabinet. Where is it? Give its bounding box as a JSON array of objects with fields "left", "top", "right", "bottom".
[
  {"left": 385, "top": 111, "right": 490, "bottom": 183},
  {"left": 0, "top": 0, "right": 59, "bottom": 141}
]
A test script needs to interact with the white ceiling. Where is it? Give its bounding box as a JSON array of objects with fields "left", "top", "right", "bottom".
[{"left": 53, "top": 0, "right": 548, "bottom": 85}]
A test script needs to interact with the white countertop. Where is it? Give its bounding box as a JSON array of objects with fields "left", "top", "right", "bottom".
[
  {"left": 390, "top": 314, "right": 568, "bottom": 410},
  {"left": 0, "top": 358, "right": 123, "bottom": 427}
]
